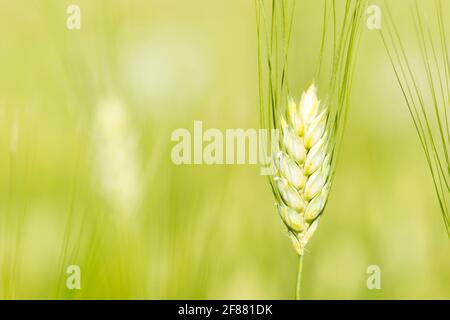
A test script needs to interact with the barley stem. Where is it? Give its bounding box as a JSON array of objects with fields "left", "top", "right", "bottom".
[{"left": 295, "top": 254, "right": 304, "bottom": 300}]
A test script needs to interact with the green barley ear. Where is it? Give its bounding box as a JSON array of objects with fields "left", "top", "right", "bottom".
[
  {"left": 275, "top": 83, "right": 331, "bottom": 255},
  {"left": 255, "top": 0, "right": 366, "bottom": 299},
  {"left": 381, "top": 0, "right": 450, "bottom": 237}
]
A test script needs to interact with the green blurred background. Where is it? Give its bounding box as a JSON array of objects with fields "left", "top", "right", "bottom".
[{"left": 0, "top": 0, "right": 448, "bottom": 299}]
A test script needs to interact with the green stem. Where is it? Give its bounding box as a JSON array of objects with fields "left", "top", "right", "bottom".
[{"left": 295, "top": 254, "right": 304, "bottom": 300}]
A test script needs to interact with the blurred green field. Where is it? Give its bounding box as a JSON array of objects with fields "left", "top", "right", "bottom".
[{"left": 0, "top": 0, "right": 449, "bottom": 299}]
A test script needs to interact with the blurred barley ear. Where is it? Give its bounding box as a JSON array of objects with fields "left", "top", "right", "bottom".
[
  {"left": 381, "top": 0, "right": 450, "bottom": 237},
  {"left": 255, "top": 0, "right": 366, "bottom": 299}
]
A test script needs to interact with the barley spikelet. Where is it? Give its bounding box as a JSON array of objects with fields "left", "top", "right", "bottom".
[
  {"left": 274, "top": 83, "right": 331, "bottom": 255},
  {"left": 256, "top": 0, "right": 366, "bottom": 299}
]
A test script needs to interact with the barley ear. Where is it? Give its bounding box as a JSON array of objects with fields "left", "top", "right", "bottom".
[{"left": 255, "top": 0, "right": 366, "bottom": 299}]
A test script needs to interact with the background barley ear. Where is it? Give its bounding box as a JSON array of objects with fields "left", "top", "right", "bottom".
[
  {"left": 255, "top": 0, "right": 366, "bottom": 299},
  {"left": 381, "top": 0, "right": 450, "bottom": 238}
]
